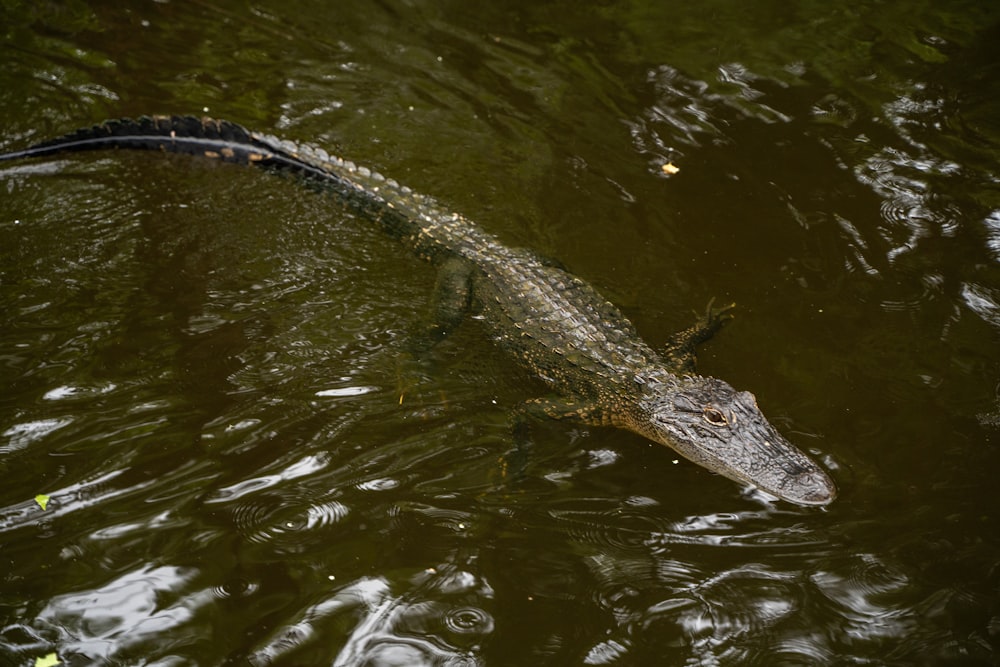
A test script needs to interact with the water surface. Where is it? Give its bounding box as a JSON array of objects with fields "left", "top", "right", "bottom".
[{"left": 1, "top": 1, "right": 999, "bottom": 665}]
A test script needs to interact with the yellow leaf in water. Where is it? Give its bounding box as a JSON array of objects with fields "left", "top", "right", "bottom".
[
  {"left": 661, "top": 162, "right": 680, "bottom": 175},
  {"left": 35, "top": 653, "right": 61, "bottom": 667},
  {"left": 35, "top": 494, "right": 49, "bottom": 511}
]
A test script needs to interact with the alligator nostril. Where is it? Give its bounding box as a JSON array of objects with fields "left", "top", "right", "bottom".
[{"left": 797, "top": 471, "right": 837, "bottom": 505}]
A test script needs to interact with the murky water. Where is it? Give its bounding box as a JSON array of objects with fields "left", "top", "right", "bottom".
[{"left": 1, "top": 1, "right": 998, "bottom": 665}]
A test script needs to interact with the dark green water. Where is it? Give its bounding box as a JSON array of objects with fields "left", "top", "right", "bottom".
[{"left": 1, "top": 1, "right": 999, "bottom": 665}]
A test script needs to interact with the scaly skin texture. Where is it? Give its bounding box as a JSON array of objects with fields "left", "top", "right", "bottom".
[{"left": 0, "top": 115, "right": 836, "bottom": 506}]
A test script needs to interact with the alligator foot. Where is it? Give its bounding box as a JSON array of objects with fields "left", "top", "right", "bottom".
[
  {"left": 501, "top": 396, "right": 609, "bottom": 483},
  {"left": 394, "top": 350, "right": 432, "bottom": 408},
  {"left": 661, "top": 299, "right": 736, "bottom": 374}
]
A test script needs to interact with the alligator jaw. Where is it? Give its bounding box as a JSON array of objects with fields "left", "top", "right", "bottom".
[{"left": 767, "top": 465, "right": 837, "bottom": 506}]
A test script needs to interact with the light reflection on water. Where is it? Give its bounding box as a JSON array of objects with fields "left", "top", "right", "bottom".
[{"left": 1, "top": 0, "right": 999, "bottom": 665}]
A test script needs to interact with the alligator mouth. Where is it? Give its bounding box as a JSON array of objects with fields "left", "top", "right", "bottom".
[
  {"left": 747, "top": 460, "right": 837, "bottom": 506},
  {"left": 780, "top": 470, "right": 837, "bottom": 506},
  {"left": 687, "top": 433, "right": 837, "bottom": 507}
]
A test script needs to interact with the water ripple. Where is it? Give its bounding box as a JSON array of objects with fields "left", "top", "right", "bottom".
[
  {"left": 8, "top": 565, "right": 216, "bottom": 664},
  {"left": 649, "top": 510, "right": 831, "bottom": 551},
  {"left": 230, "top": 492, "right": 350, "bottom": 550},
  {"left": 443, "top": 606, "right": 494, "bottom": 637},
  {"left": 0, "top": 470, "right": 125, "bottom": 535},
  {"left": 811, "top": 552, "right": 912, "bottom": 641},
  {"left": 961, "top": 281, "right": 1000, "bottom": 327},
  {"left": 205, "top": 453, "right": 331, "bottom": 503},
  {"left": 251, "top": 564, "right": 493, "bottom": 667},
  {"left": 1, "top": 417, "right": 73, "bottom": 453},
  {"left": 628, "top": 63, "right": 794, "bottom": 176},
  {"left": 584, "top": 555, "right": 805, "bottom": 666},
  {"left": 315, "top": 384, "right": 379, "bottom": 398},
  {"left": 212, "top": 576, "right": 260, "bottom": 600},
  {"left": 549, "top": 506, "right": 668, "bottom": 552},
  {"left": 984, "top": 209, "right": 1000, "bottom": 263},
  {"left": 768, "top": 635, "right": 837, "bottom": 665}
]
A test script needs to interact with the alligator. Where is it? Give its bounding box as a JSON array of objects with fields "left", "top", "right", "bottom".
[{"left": 0, "top": 115, "right": 836, "bottom": 506}]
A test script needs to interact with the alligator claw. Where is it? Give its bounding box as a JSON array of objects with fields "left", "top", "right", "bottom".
[{"left": 701, "top": 298, "right": 736, "bottom": 336}]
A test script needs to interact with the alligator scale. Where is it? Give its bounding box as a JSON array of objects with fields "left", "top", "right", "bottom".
[{"left": 0, "top": 115, "right": 836, "bottom": 505}]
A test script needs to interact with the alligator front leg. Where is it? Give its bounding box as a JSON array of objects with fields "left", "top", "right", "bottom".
[
  {"left": 517, "top": 396, "right": 614, "bottom": 427},
  {"left": 661, "top": 300, "right": 735, "bottom": 374},
  {"left": 500, "top": 396, "right": 613, "bottom": 481}
]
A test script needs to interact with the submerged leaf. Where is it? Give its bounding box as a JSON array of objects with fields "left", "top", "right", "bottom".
[{"left": 35, "top": 494, "right": 50, "bottom": 511}]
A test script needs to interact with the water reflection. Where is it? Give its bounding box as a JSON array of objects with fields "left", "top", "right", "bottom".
[
  {"left": 250, "top": 561, "right": 494, "bottom": 667},
  {"left": 812, "top": 553, "right": 911, "bottom": 642},
  {"left": 0, "top": 566, "right": 211, "bottom": 665}
]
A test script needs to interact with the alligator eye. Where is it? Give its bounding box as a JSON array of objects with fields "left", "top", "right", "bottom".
[{"left": 703, "top": 407, "right": 728, "bottom": 426}]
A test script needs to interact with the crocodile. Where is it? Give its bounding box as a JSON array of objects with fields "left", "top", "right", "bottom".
[{"left": 0, "top": 115, "right": 836, "bottom": 506}]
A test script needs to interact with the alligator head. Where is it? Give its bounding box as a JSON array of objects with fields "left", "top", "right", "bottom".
[{"left": 631, "top": 371, "right": 836, "bottom": 506}]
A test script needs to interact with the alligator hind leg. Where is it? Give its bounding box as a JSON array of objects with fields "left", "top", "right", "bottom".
[
  {"left": 661, "top": 300, "right": 735, "bottom": 374},
  {"left": 410, "top": 257, "right": 474, "bottom": 352},
  {"left": 397, "top": 257, "right": 474, "bottom": 404}
]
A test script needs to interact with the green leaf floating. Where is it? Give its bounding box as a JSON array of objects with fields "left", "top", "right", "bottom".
[
  {"left": 35, "top": 494, "right": 50, "bottom": 511},
  {"left": 35, "top": 653, "right": 61, "bottom": 667}
]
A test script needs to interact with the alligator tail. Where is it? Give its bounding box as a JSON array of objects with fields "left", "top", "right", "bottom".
[
  {"left": 0, "top": 116, "right": 278, "bottom": 164},
  {"left": 0, "top": 115, "right": 380, "bottom": 190},
  {"left": 0, "top": 115, "right": 481, "bottom": 262}
]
